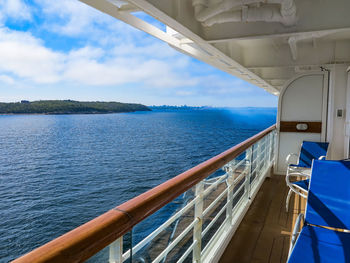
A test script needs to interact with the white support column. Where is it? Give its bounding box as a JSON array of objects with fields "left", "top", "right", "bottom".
[
  {"left": 109, "top": 237, "right": 123, "bottom": 263},
  {"left": 344, "top": 68, "right": 350, "bottom": 158},
  {"left": 193, "top": 181, "right": 204, "bottom": 262},
  {"left": 327, "top": 65, "right": 349, "bottom": 160}
]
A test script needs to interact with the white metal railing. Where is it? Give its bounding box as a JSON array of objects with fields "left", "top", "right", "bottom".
[{"left": 108, "top": 129, "right": 276, "bottom": 263}]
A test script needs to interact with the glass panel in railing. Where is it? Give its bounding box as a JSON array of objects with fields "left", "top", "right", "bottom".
[
  {"left": 258, "top": 139, "right": 267, "bottom": 175},
  {"left": 250, "top": 143, "right": 259, "bottom": 183},
  {"left": 85, "top": 246, "right": 109, "bottom": 262},
  {"left": 201, "top": 152, "right": 251, "bottom": 251},
  {"left": 85, "top": 231, "right": 132, "bottom": 263},
  {"left": 232, "top": 175, "right": 247, "bottom": 208},
  {"left": 128, "top": 189, "right": 196, "bottom": 263},
  {"left": 201, "top": 167, "right": 228, "bottom": 251}
]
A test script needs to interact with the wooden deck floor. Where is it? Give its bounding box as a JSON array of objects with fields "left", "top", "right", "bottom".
[{"left": 219, "top": 174, "right": 306, "bottom": 263}]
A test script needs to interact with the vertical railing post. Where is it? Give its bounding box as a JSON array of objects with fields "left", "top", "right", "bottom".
[
  {"left": 256, "top": 141, "right": 262, "bottom": 178},
  {"left": 245, "top": 147, "right": 253, "bottom": 200},
  {"left": 226, "top": 162, "right": 234, "bottom": 225},
  {"left": 269, "top": 132, "right": 275, "bottom": 165},
  {"left": 193, "top": 181, "right": 204, "bottom": 262},
  {"left": 268, "top": 132, "right": 273, "bottom": 165},
  {"left": 272, "top": 131, "right": 276, "bottom": 161},
  {"left": 263, "top": 135, "right": 268, "bottom": 168},
  {"left": 109, "top": 237, "right": 123, "bottom": 263}
]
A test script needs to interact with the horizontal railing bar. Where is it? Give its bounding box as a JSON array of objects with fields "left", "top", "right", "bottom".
[
  {"left": 13, "top": 124, "right": 275, "bottom": 263},
  {"left": 202, "top": 216, "right": 230, "bottom": 256},
  {"left": 203, "top": 173, "right": 227, "bottom": 184},
  {"left": 232, "top": 168, "right": 249, "bottom": 186},
  {"left": 232, "top": 191, "right": 247, "bottom": 214},
  {"left": 202, "top": 175, "right": 228, "bottom": 197},
  {"left": 152, "top": 218, "right": 199, "bottom": 263},
  {"left": 225, "top": 157, "right": 247, "bottom": 170},
  {"left": 231, "top": 179, "right": 247, "bottom": 201},
  {"left": 251, "top": 165, "right": 260, "bottom": 175},
  {"left": 123, "top": 195, "right": 198, "bottom": 259},
  {"left": 250, "top": 165, "right": 271, "bottom": 194},
  {"left": 202, "top": 202, "right": 228, "bottom": 237},
  {"left": 176, "top": 240, "right": 197, "bottom": 263},
  {"left": 252, "top": 155, "right": 264, "bottom": 165},
  {"left": 225, "top": 158, "right": 247, "bottom": 174},
  {"left": 203, "top": 188, "right": 228, "bottom": 217},
  {"left": 250, "top": 161, "right": 272, "bottom": 188}
]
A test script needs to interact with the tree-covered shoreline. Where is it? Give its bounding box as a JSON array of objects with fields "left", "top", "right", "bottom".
[{"left": 0, "top": 100, "right": 151, "bottom": 114}]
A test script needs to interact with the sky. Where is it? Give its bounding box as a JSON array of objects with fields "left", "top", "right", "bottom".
[{"left": 0, "top": 0, "right": 277, "bottom": 107}]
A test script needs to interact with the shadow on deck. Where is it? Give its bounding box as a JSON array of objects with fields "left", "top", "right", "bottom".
[{"left": 219, "top": 174, "right": 306, "bottom": 263}]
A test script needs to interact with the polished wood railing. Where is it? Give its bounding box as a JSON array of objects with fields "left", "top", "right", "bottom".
[{"left": 13, "top": 124, "right": 276, "bottom": 263}]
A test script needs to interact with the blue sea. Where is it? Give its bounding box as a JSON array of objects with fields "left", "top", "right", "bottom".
[{"left": 0, "top": 108, "right": 276, "bottom": 262}]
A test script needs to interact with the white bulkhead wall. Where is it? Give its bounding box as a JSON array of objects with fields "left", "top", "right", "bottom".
[
  {"left": 276, "top": 73, "right": 327, "bottom": 174},
  {"left": 327, "top": 64, "right": 350, "bottom": 159},
  {"left": 276, "top": 65, "right": 350, "bottom": 174}
]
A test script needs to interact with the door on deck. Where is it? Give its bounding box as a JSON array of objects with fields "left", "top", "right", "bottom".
[{"left": 276, "top": 73, "right": 328, "bottom": 174}]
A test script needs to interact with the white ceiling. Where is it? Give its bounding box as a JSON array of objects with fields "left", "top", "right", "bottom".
[{"left": 82, "top": 0, "right": 350, "bottom": 95}]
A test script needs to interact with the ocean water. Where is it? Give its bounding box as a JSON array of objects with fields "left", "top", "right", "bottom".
[{"left": 0, "top": 108, "right": 276, "bottom": 262}]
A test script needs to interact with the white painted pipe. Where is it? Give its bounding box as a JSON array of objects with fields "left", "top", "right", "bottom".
[
  {"left": 192, "top": 0, "right": 207, "bottom": 19},
  {"left": 244, "top": 5, "right": 283, "bottom": 23},
  {"left": 194, "top": 0, "right": 264, "bottom": 22},
  {"left": 193, "top": 0, "right": 297, "bottom": 27},
  {"left": 280, "top": 0, "right": 297, "bottom": 26},
  {"left": 204, "top": 5, "right": 284, "bottom": 27},
  {"left": 288, "top": 37, "right": 298, "bottom": 60},
  {"left": 204, "top": 10, "right": 242, "bottom": 27},
  {"left": 288, "top": 31, "right": 337, "bottom": 60},
  {"left": 107, "top": 0, "right": 128, "bottom": 8}
]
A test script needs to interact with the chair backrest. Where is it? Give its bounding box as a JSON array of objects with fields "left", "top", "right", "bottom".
[
  {"left": 298, "top": 141, "right": 329, "bottom": 168},
  {"left": 305, "top": 160, "right": 350, "bottom": 230}
]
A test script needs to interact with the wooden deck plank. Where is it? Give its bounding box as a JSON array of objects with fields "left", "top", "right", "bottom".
[{"left": 219, "top": 174, "right": 306, "bottom": 263}]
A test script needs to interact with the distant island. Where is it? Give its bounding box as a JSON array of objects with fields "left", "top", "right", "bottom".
[
  {"left": 0, "top": 100, "right": 151, "bottom": 114},
  {"left": 149, "top": 105, "right": 212, "bottom": 111}
]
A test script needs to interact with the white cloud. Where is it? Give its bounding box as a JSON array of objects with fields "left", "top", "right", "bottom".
[
  {"left": 35, "top": 0, "right": 97, "bottom": 36},
  {"left": 0, "top": 0, "right": 200, "bottom": 89},
  {"left": 0, "top": 0, "right": 32, "bottom": 23},
  {"left": 34, "top": 0, "right": 133, "bottom": 40},
  {"left": 0, "top": 25, "right": 255, "bottom": 95},
  {"left": 0, "top": 28, "right": 64, "bottom": 83},
  {"left": 0, "top": 0, "right": 271, "bottom": 106},
  {"left": 63, "top": 49, "right": 197, "bottom": 87},
  {"left": 0, "top": 27, "right": 199, "bottom": 88},
  {"left": 0, "top": 74, "right": 14, "bottom": 84},
  {"left": 176, "top": 90, "right": 195, "bottom": 96}
]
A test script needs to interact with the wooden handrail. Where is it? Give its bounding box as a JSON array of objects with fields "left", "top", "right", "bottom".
[{"left": 13, "top": 124, "right": 276, "bottom": 263}]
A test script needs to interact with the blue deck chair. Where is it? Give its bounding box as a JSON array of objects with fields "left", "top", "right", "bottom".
[
  {"left": 285, "top": 141, "right": 329, "bottom": 212},
  {"left": 288, "top": 160, "right": 350, "bottom": 263}
]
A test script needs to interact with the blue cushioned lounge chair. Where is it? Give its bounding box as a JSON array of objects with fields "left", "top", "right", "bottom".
[
  {"left": 288, "top": 160, "right": 350, "bottom": 263},
  {"left": 285, "top": 141, "right": 329, "bottom": 212}
]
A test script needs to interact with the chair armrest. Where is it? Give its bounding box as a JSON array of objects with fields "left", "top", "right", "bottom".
[
  {"left": 318, "top": 155, "right": 326, "bottom": 160},
  {"left": 286, "top": 153, "right": 298, "bottom": 166},
  {"left": 285, "top": 171, "right": 309, "bottom": 198},
  {"left": 288, "top": 213, "right": 304, "bottom": 258}
]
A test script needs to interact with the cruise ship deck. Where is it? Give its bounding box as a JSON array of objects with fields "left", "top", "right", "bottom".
[
  {"left": 220, "top": 174, "right": 305, "bottom": 263},
  {"left": 11, "top": 1, "right": 350, "bottom": 262}
]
